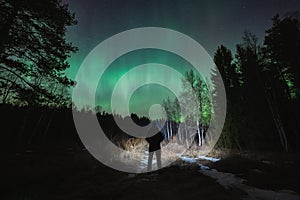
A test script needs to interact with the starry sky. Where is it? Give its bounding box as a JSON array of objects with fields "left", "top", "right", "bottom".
[{"left": 63, "top": 0, "right": 300, "bottom": 116}]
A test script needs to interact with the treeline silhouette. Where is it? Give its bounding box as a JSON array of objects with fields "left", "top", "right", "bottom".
[
  {"left": 160, "top": 13, "right": 300, "bottom": 152},
  {"left": 211, "top": 13, "right": 300, "bottom": 152},
  {"left": 1, "top": 0, "right": 300, "bottom": 154},
  {"left": 0, "top": 104, "right": 155, "bottom": 154}
]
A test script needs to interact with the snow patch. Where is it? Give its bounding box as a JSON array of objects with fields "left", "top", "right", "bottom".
[
  {"left": 180, "top": 156, "right": 198, "bottom": 164},
  {"left": 180, "top": 156, "right": 300, "bottom": 200},
  {"left": 198, "top": 155, "right": 221, "bottom": 162},
  {"left": 198, "top": 163, "right": 210, "bottom": 170},
  {"left": 180, "top": 155, "right": 221, "bottom": 164}
]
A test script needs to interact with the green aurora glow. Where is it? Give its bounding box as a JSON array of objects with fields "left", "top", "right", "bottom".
[
  {"left": 94, "top": 49, "right": 201, "bottom": 116},
  {"left": 64, "top": 0, "right": 300, "bottom": 116}
]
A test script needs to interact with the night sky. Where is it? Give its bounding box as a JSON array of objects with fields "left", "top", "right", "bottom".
[{"left": 64, "top": 0, "right": 300, "bottom": 116}]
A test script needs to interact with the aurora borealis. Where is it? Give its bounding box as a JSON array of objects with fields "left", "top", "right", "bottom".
[
  {"left": 96, "top": 49, "right": 193, "bottom": 116},
  {"left": 64, "top": 0, "right": 300, "bottom": 116}
]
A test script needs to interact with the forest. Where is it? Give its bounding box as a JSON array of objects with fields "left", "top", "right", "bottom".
[
  {"left": 1, "top": 12, "right": 299, "bottom": 153},
  {"left": 1, "top": 0, "right": 300, "bottom": 199}
]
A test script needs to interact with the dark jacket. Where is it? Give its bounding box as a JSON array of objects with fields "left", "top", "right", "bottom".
[{"left": 146, "top": 124, "right": 164, "bottom": 152}]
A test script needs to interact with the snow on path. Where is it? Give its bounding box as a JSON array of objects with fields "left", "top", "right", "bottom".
[
  {"left": 180, "top": 155, "right": 221, "bottom": 163},
  {"left": 180, "top": 156, "right": 300, "bottom": 200},
  {"left": 198, "top": 155, "right": 220, "bottom": 162}
]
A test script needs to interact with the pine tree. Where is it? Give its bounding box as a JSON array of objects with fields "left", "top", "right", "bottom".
[{"left": 0, "top": 0, "right": 77, "bottom": 106}]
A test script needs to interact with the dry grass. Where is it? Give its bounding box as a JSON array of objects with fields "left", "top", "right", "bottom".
[
  {"left": 115, "top": 137, "right": 148, "bottom": 163},
  {"left": 110, "top": 136, "right": 228, "bottom": 170},
  {"left": 118, "top": 137, "right": 148, "bottom": 152}
]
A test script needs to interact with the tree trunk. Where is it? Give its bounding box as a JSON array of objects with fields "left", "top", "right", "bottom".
[{"left": 197, "top": 121, "right": 201, "bottom": 146}]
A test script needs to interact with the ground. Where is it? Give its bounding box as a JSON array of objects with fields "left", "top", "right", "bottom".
[{"left": 1, "top": 148, "right": 300, "bottom": 199}]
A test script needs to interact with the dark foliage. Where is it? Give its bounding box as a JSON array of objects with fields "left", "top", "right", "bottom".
[
  {"left": 0, "top": 0, "right": 77, "bottom": 106},
  {"left": 0, "top": 104, "right": 152, "bottom": 154},
  {"left": 213, "top": 14, "right": 300, "bottom": 152}
]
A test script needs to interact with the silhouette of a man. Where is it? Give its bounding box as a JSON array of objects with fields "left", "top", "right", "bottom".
[{"left": 146, "top": 122, "right": 164, "bottom": 171}]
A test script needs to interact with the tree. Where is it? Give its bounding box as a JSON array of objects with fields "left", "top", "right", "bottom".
[
  {"left": 0, "top": 0, "right": 77, "bottom": 106},
  {"left": 264, "top": 14, "right": 300, "bottom": 98},
  {"left": 235, "top": 31, "right": 262, "bottom": 95},
  {"left": 162, "top": 97, "right": 173, "bottom": 140},
  {"left": 262, "top": 14, "right": 300, "bottom": 151},
  {"left": 214, "top": 45, "right": 240, "bottom": 99},
  {"left": 211, "top": 17, "right": 300, "bottom": 152},
  {"left": 212, "top": 45, "right": 243, "bottom": 149},
  {"left": 176, "top": 70, "right": 213, "bottom": 146},
  {"left": 214, "top": 45, "right": 232, "bottom": 89}
]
